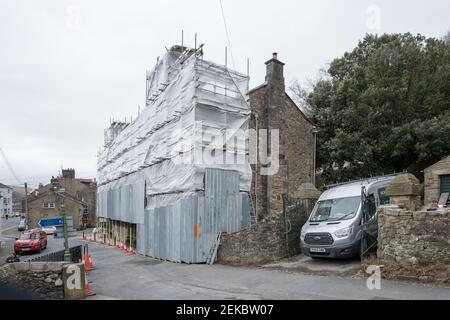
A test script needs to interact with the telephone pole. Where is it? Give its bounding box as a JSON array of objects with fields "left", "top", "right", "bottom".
[{"left": 24, "top": 182, "right": 28, "bottom": 224}]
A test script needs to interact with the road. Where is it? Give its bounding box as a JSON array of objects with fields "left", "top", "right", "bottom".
[
  {"left": 0, "top": 216, "right": 20, "bottom": 233},
  {"left": 0, "top": 216, "right": 66, "bottom": 263},
  {"left": 82, "top": 240, "right": 450, "bottom": 300},
  {"left": 1, "top": 224, "right": 449, "bottom": 300}
]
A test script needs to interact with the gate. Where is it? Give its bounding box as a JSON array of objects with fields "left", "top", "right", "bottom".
[
  {"left": 360, "top": 186, "right": 378, "bottom": 259},
  {"left": 282, "top": 195, "right": 316, "bottom": 256}
]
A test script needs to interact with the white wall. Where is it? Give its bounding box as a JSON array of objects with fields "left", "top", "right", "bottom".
[{"left": 0, "top": 187, "right": 13, "bottom": 217}]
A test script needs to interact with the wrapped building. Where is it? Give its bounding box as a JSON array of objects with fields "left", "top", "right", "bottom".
[{"left": 97, "top": 45, "right": 252, "bottom": 263}]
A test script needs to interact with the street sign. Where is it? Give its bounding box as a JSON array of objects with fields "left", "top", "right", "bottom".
[{"left": 38, "top": 217, "right": 63, "bottom": 227}]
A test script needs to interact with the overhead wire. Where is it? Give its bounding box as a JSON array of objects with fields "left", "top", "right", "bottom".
[
  {"left": 0, "top": 146, "right": 22, "bottom": 185},
  {"left": 219, "top": 0, "right": 236, "bottom": 70}
]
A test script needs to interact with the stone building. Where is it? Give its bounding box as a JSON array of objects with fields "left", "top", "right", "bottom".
[
  {"left": 0, "top": 183, "right": 13, "bottom": 217},
  {"left": 218, "top": 53, "right": 318, "bottom": 264},
  {"left": 25, "top": 169, "right": 97, "bottom": 230},
  {"left": 424, "top": 155, "right": 450, "bottom": 207},
  {"left": 249, "top": 53, "right": 316, "bottom": 219}
]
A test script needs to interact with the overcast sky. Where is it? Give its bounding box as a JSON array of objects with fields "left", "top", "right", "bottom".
[{"left": 0, "top": 0, "right": 448, "bottom": 188}]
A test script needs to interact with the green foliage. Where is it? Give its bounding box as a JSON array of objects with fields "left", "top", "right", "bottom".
[{"left": 307, "top": 33, "right": 450, "bottom": 185}]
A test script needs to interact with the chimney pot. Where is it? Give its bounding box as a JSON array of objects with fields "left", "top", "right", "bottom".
[{"left": 272, "top": 52, "right": 278, "bottom": 60}]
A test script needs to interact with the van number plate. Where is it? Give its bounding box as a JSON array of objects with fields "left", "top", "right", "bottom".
[{"left": 310, "top": 247, "right": 326, "bottom": 253}]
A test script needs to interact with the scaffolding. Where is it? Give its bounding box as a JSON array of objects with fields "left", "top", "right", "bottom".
[{"left": 96, "top": 45, "right": 252, "bottom": 262}]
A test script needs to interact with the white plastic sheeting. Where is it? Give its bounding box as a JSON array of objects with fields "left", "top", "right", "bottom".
[{"left": 97, "top": 48, "right": 251, "bottom": 206}]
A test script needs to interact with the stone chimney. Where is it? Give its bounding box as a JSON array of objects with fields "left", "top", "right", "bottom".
[
  {"left": 264, "top": 53, "right": 288, "bottom": 215},
  {"left": 62, "top": 168, "right": 76, "bottom": 179},
  {"left": 265, "top": 52, "right": 285, "bottom": 85}
]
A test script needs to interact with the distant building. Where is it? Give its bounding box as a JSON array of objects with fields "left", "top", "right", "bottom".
[
  {"left": 10, "top": 185, "right": 26, "bottom": 213},
  {"left": 25, "top": 169, "right": 97, "bottom": 230},
  {"left": 424, "top": 155, "right": 450, "bottom": 207},
  {"left": 0, "top": 183, "right": 13, "bottom": 217}
]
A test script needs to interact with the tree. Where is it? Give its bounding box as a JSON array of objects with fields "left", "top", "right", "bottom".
[
  {"left": 443, "top": 30, "right": 450, "bottom": 44},
  {"left": 301, "top": 33, "right": 450, "bottom": 185}
]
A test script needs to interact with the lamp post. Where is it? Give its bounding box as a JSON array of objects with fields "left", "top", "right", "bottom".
[{"left": 57, "top": 188, "right": 71, "bottom": 263}]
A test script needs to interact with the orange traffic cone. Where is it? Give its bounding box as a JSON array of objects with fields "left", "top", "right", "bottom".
[
  {"left": 85, "top": 254, "right": 93, "bottom": 271},
  {"left": 85, "top": 281, "right": 91, "bottom": 296},
  {"left": 84, "top": 276, "right": 94, "bottom": 297}
]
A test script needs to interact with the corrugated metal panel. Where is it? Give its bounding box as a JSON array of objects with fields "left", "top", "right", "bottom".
[
  {"left": 96, "top": 180, "right": 145, "bottom": 224},
  {"left": 134, "top": 168, "right": 250, "bottom": 263}
]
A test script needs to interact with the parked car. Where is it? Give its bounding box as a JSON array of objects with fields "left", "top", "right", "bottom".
[
  {"left": 41, "top": 226, "right": 56, "bottom": 235},
  {"left": 14, "top": 229, "right": 47, "bottom": 254},
  {"left": 17, "top": 219, "right": 27, "bottom": 231},
  {"left": 300, "top": 175, "right": 396, "bottom": 259}
]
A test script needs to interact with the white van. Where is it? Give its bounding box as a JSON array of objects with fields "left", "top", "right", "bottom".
[{"left": 300, "top": 175, "right": 396, "bottom": 259}]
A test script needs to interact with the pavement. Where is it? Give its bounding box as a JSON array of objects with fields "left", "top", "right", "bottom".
[{"left": 261, "top": 255, "right": 363, "bottom": 278}]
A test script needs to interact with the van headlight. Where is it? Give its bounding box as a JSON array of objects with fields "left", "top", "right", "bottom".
[
  {"left": 300, "top": 227, "right": 306, "bottom": 240},
  {"left": 334, "top": 226, "right": 353, "bottom": 238}
]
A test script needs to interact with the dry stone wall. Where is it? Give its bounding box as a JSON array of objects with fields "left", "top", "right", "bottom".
[{"left": 377, "top": 205, "right": 450, "bottom": 283}]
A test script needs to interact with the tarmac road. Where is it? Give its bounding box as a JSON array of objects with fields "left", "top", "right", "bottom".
[
  {"left": 0, "top": 216, "right": 20, "bottom": 233},
  {"left": 82, "top": 240, "right": 450, "bottom": 300},
  {"left": 1, "top": 223, "right": 449, "bottom": 300}
]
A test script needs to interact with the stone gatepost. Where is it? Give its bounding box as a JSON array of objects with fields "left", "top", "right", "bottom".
[
  {"left": 291, "top": 182, "right": 321, "bottom": 213},
  {"left": 385, "top": 174, "right": 421, "bottom": 211},
  {"left": 62, "top": 262, "right": 86, "bottom": 300}
]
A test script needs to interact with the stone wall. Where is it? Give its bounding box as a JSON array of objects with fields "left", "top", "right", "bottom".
[
  {"left": 377, "top": 205, "right": 450, "bottom": 283},
  {"left": 0, "top": 262, "right": 64, "bottom": 299},
  {"left": 217, "top": 199, "right": 310, "bottom": 265},
  {"left": 424, "top": 155, "right": 450, "bottom": 207}
]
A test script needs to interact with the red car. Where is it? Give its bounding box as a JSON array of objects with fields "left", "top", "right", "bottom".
[{"left": 14, "top": 229, "right": 47, "bottom": 254}]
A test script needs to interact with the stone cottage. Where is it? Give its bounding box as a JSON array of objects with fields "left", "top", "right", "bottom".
[
  {"left": 249, "top": 52, "right": 316, "bottom": 219},
  {"left": 218, "top": 53, "right": 317, "bottom": 264},
  {"left": 424, "top": 155, "right": 450, "bottom": 207},
  {"left": 25, "top": 169, "right": 97, "bottom": 230}
]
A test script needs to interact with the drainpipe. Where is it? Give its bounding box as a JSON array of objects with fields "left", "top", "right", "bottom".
[
  {"left": 312, "top": 127, "right": 318, "bottom": 187},
  {"left": 254, "top": 113, "right": 259, "bottom": 223}
]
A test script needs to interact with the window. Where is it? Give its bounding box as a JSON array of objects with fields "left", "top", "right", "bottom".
[
  {"left": 309, "top": 196, "right": 361, "bottom": 222},
  {"left": 440, "top": 175, "right": 450, "bottom": 194},
  {"left": 19, "top": 233, "right": 38, "bottom": 240},
  {"left": 43, "top": 202, "right": 56, "bottom": 209}
]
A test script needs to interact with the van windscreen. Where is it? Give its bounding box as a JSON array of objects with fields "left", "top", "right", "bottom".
[{"left": 310, "top": 196, "right": 361, "bottom": 222}]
